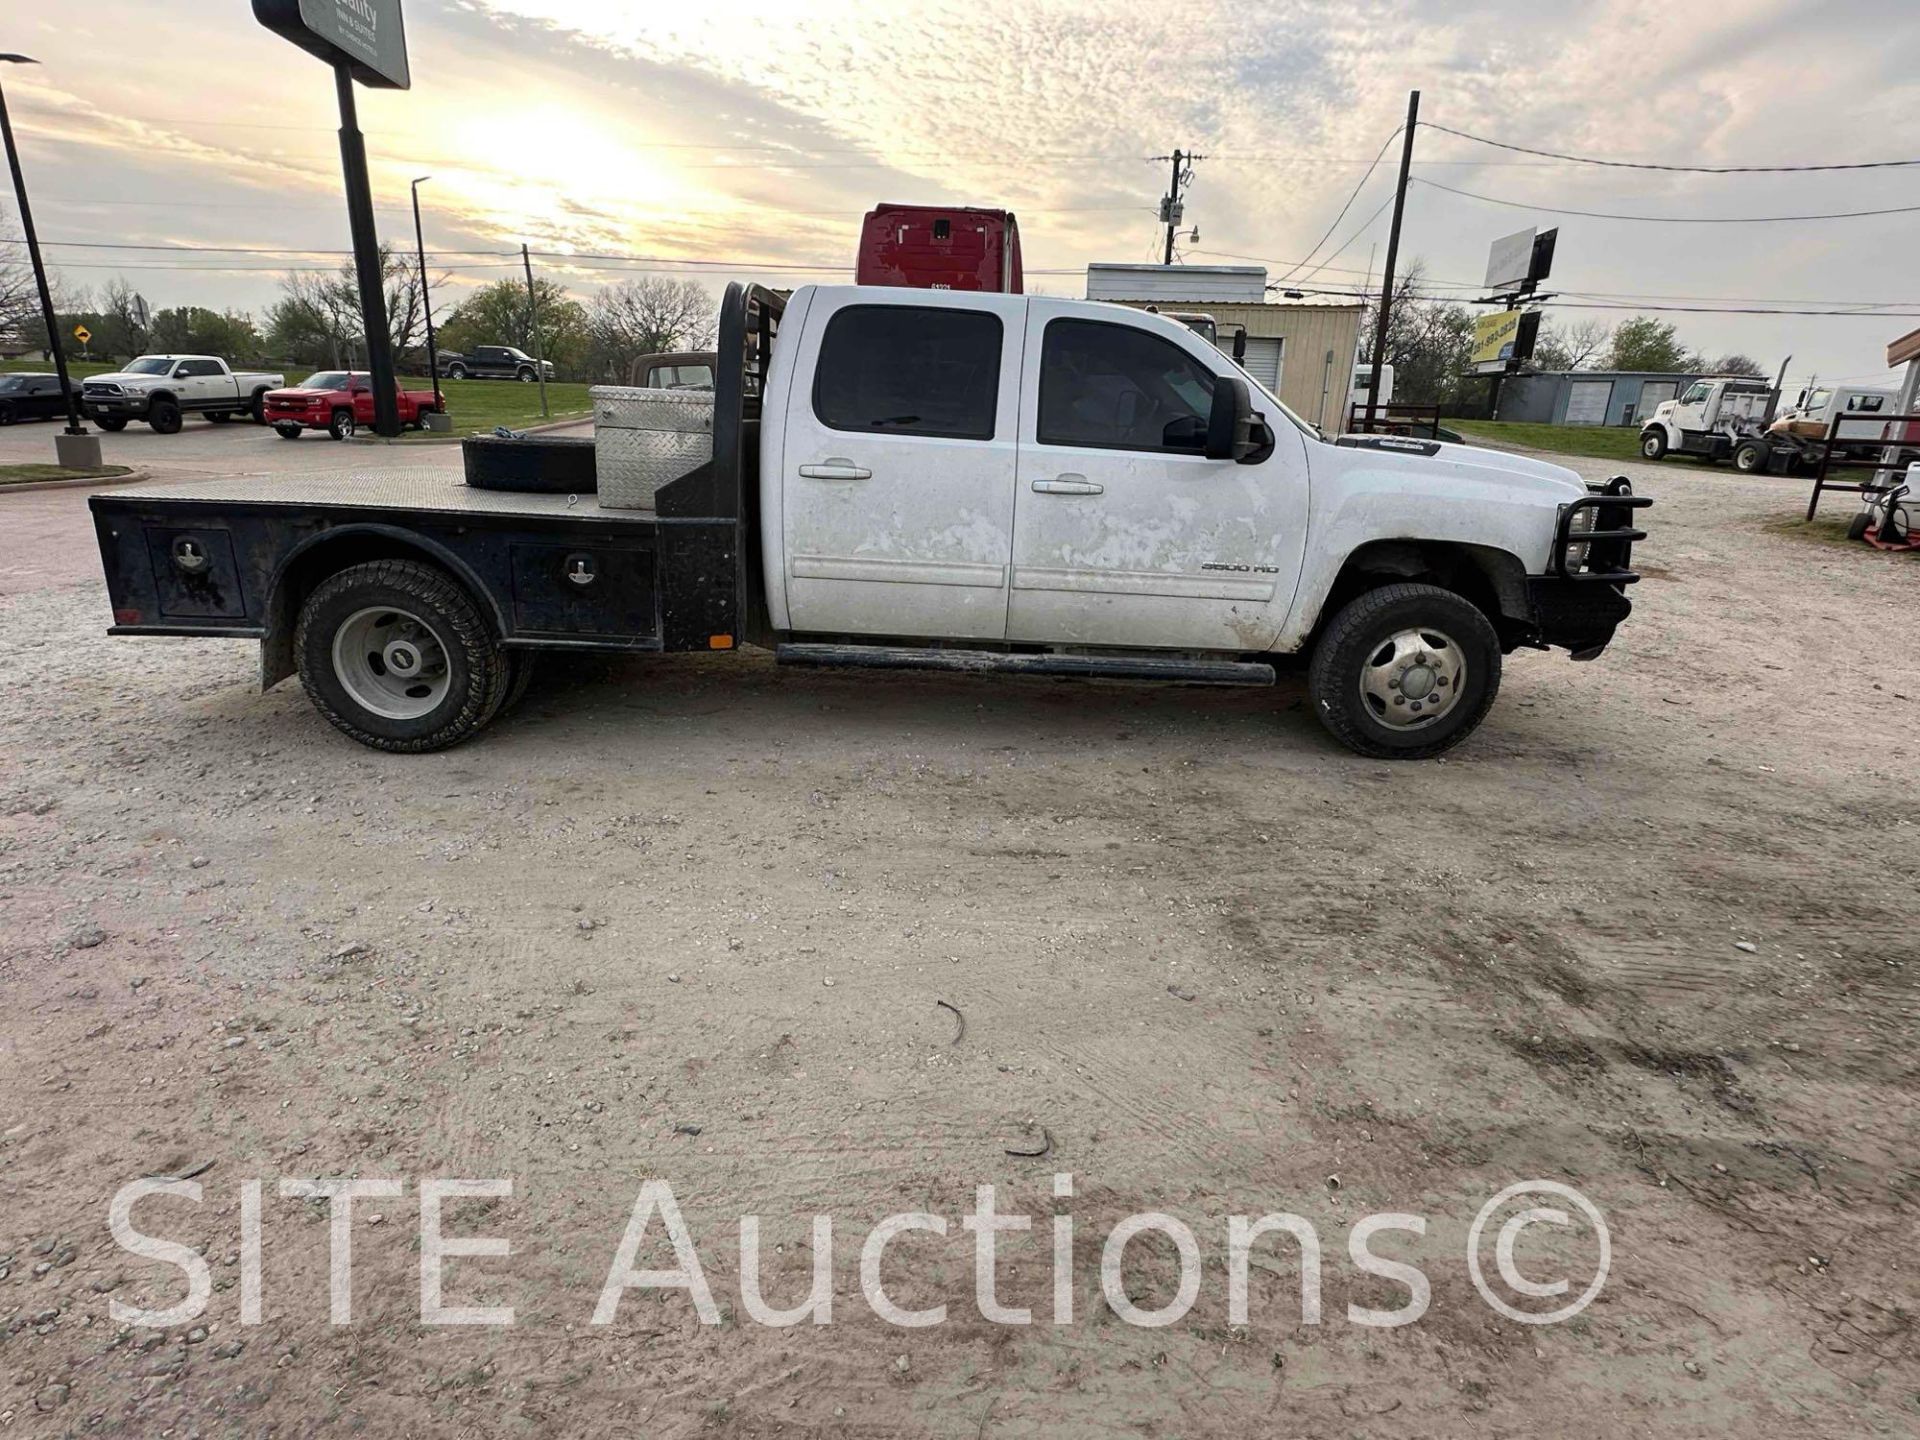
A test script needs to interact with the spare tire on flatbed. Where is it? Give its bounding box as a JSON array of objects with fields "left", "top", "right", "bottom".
[{"left": 462, "top": 434, "right": 597, "bottom": 493}]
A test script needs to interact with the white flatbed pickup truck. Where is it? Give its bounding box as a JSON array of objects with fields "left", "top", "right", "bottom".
[
  {"left": 90, "top": 283, "right": 1648, "bottom": 759},
  {"left": 82, "top": 355, "right": 285, "bottom": 433}
]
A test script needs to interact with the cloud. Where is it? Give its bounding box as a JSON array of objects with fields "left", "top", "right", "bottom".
[{"left": 4, "top": 0, "right": 1915, "bottom": 382}]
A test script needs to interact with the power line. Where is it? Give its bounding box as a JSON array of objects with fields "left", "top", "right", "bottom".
[
  {"left": 1273, "top": 126, "right": 1402, "bottom": 283},
  {"left": 1411, "top": 175, "right": 1920, "bottom": 223},
  {"left": 1420, "top": 121, "right": 1920, "bottom": 174}
]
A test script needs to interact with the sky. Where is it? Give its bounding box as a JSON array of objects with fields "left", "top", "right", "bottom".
[{"left": 7, "top": 0, "right": 1919, "bottom": 389}]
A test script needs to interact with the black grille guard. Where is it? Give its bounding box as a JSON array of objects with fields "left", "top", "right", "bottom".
[{"left": 1553, "top": 475, "right": 1652, "bottom": 584}]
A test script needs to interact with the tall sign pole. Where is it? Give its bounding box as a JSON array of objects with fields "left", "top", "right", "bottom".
[
  {"left": 1365, "top": 90, "right": 1419, "bottom": 432},
  {"left": 334, "top": 63, "right": 401, "bottom": 436},
  {"left": 253, "top": 1, "right": 411, "bottom": 437}
]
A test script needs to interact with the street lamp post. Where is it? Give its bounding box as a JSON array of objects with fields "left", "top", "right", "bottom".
[
  {"left": 0, "top": 54, "right": 100, "bottom": 469},
  {"left": 410, "top": 175, "right": 442, "bottom": 413}
]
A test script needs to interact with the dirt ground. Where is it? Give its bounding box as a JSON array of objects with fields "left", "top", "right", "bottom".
[{"left": 0, "top": 444, "right": 1914, "bottom": 1437}]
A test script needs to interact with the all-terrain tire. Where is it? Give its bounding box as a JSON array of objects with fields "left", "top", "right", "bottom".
[
  {"left": 148, "top": 399, "right": 183, "bottom": 435},
  {"left": 1306, "top": 583, "right": 1502, "bottom": 760},
  {"left": 295, "top": 560, "right": 508, "bottom": 753}
]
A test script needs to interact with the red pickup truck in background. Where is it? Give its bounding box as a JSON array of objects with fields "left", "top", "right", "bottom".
[{"left": 264, "top": 371, "right": 442, "bottom": 440}]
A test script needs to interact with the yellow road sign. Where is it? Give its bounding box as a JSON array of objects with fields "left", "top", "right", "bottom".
[{"left": 72, "top": 324, "right": 91, "bottom": 345}]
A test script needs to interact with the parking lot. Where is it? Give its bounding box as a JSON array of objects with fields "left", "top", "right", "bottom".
[{"left": 1, "top": 439, "right": 1915, "bottom": 1436}]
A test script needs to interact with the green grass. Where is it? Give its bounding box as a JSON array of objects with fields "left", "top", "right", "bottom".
[
  {"left": 1453, "top": 420, "right": 1649, "bottom": 464},
  {"left": 426, "top": 378, "right": 592, "bottom": 434},
  {"left": 0, "top": 462, "right": 133, "bottom": 486}
]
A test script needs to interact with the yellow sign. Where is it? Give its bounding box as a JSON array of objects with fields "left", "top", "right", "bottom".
[
  {"left": 72, "top": 324, "right": 91, "bottom": 346},
  {"left": 1471, "top": 310, "right": 1522, "bottom": 369}
]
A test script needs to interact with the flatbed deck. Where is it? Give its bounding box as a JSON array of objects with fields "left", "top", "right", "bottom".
[{"left": 109, "top": 467, "right": 634, "bottom": 524}]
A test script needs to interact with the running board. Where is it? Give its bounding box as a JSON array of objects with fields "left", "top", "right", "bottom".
[{"left": 775, "top": 643, "right": 1275, "bottom": 686}]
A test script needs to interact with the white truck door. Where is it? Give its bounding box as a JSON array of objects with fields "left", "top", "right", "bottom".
[
  {"left": 780, "top": 290, "right": 1025, "bottom": 641},
  {"left": 1008, "top": 301, "right": 1308, "bottom": 651}
]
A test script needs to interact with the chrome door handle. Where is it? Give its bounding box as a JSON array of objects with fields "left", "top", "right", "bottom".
[
  {"left": 1032, "top": 475, "right": 1104, "bottom": 495},
  {"left": 798, "top": 459, "right": 872, "bottom": 480}
]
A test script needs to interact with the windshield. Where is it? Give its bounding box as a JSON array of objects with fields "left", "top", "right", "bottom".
[
  {"left": 506, "top": 348, "right": 532, "bottom": 362},
  {"left": 125, "top": 358, "right": 175, "bottom": 376},
  {"left": 303, "top": 372, "right": 350, "bottom": 389}
]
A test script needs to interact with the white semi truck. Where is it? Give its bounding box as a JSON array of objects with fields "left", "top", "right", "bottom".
[{"left": 91, "top": 284, "right": 1648, "bottom": 760}]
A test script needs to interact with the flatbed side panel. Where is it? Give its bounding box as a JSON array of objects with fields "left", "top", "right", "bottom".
[{"left": 89, "top": 491, "right": 669, "bottom": 656}]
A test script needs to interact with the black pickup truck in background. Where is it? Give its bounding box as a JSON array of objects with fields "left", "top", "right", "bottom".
[{"left": 442, "top": 345, "right": 556, "bottom": 383}]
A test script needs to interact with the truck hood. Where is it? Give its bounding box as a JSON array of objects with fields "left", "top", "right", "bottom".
[
  {"left": 85, "top": 371, "right": 163, "bottom": 387},
  {"left": 1444, "top": 442, "right": 1589, "bottom": 498},
  {"left": 1332, "top": 437, "right": 1589, "bottom": 500},
  {"left": 266, "top": 386, "right": 343, "bottom": 399}
]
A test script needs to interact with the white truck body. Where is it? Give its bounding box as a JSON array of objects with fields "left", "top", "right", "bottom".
[
  {"left": 82, "top": 354, "right": 284, "bottom": 432},
  {"left": 91, "top": 283, "right": 1650, "bottom": 760},
  {"left": 1639, "top": 376, "right": 1774, "bottom": 464}
]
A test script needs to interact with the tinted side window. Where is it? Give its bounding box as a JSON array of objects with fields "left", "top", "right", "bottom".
[
  {"left": 813, "top": 305, "right": 1001, "bottom": 440},
  {"left": 1038, "top": 319, "right": 1216, "bottom": 453}
]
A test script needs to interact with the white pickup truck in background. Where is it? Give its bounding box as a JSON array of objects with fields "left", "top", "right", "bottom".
[
  {"left": 90, "top": 283, "right": 1649, "bottom": 760},
  {"left": 82, "top": 355, "right": 285, "bottom": 433}
]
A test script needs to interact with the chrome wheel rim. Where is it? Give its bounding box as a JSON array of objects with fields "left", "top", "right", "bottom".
[
  {"left": 331, "top": 606, "right": 451, "bottom": 720},
  {"left": 1360, "top": 627, "right": 1465, "bottom": 730},
  {"left": 336, "top": 413, "right": 355, "bottom": 438}
]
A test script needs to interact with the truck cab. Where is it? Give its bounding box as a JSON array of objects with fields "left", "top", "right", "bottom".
[{"left": 1639, "top": 377, "right": 1774, "bottom": 463}]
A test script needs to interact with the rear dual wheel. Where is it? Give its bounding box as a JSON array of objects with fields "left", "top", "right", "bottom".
[{"left": 296, "top": 560, "right": 515, "bottom": 753}]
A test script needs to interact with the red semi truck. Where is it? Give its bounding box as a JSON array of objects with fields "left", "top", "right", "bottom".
[{"left": 855, "top": 203, "right": 1023, "bottom": 292}]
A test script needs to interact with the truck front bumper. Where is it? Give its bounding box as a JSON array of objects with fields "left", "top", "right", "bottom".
[
  {"left": 83, "top": 394, "right": 151, "bottom": 418},
  {"left": 1529, "top": 476, "right": 1653, "bottom": 659},
  {"left": 1526, "top": 578, "right": 1634, "bottom": 659}
]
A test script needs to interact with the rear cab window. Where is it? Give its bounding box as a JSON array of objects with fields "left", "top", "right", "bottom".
[{"left": 812, "top": 305, "right": 1002, "bottom": 440}]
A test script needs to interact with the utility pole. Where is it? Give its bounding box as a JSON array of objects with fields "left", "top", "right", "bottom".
[
  {"left": 521, "top": 243, "right": 550, "bottom": 419},
  {"left": 1364, "top": 90, "right": 1419, "bottom": 432},
  {"left": 334, "top": 61, "right": 401, "bottom": 437},
  {"left": 411, "top": 176, "right": 441, "bottom": 411},
  {"left": 1157, "top": 149, "right": 1201, "bottom": 265}
]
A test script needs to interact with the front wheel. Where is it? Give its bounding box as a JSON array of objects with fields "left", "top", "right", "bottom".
[
  {"left": 447, "top": 363, "right": 468, "bottom": 380},
  {"left": 1639, "top": 428, "right": 1668, "bottom": 460},
  {"left": 148, "top": 399, "right": 182, "bottom": 435},
  {"left": 295, "top": 559, "right": 509, "bottom": 752},
  {"left": 516, "top": 367, "right": 536, "bottom": 383},
  {"left": 328, "top": 408, "right": 356, "bottom": 441},
  {"left": 1306, "top": 583, "right": 1502, "bottom": 760}
]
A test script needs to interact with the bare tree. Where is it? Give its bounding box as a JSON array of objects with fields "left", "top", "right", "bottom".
[
  {"left": 587, "top": 277, "right": 717, "bottom": 380},
  {"left": 265, "top": 244, "right": 440, "bottom": 368}
]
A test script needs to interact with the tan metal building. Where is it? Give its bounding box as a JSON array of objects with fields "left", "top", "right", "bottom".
[{"left": 1093, "top": 293, "right": 1364, "bottom": 430}]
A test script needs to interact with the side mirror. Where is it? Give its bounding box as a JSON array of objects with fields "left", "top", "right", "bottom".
[
  {"left": 1206, "top": 376, "right": 1255, "bottom": 461},
  {"left": 1231, "top": 328, "right": 1248, "bottom": 364}
]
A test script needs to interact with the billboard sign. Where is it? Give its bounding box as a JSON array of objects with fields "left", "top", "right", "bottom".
[
  {"left": 1484, "top": 227, "right": 1537, "bottom": 291},
  {"left": 253, "top": 0, "right": 411, "bottom": 89},
  {"left": 1472, "top": 309, "right": 1524, "bottom": 372}
]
